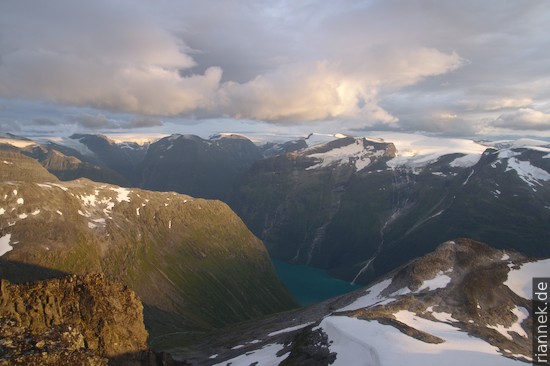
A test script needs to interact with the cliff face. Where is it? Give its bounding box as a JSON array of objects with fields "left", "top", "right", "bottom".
[{"left": 0, "top": 274, "right": 155, "bottom": 365}]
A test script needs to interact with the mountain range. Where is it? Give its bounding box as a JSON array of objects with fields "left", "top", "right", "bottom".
[{"left": 230, "top": 133, "right": 550, "bottom": 284}]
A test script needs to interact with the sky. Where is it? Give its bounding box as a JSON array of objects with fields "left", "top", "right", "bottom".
[{"left": 1, "top": 0, "right": 550, "bottom": 140}]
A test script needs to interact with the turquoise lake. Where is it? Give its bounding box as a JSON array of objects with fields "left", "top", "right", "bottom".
[{"left": 272, "top": 258, "right": 362, "bottom": 306}]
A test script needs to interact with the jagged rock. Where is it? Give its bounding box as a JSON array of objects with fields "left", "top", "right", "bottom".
[
  {"left": 0, "top": 274, "right": 148, "bottom": 358},
  {"left": 0, "top": 275, "right": 189, "bottom": 366}
]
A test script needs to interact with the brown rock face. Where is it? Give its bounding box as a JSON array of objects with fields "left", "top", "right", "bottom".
[{"left": 0, "top": 274, "right": 150, "bottom": 364}]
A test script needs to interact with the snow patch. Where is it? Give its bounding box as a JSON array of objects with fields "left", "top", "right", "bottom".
[
  {"left": 416, "top": 271, "right": 451, "bottom": 292},
  {"left": 80, "top": 194, "right": 97, "bottom": 206},
  {"left": 3, "top": 160, "right": 13, "bottom": 165},
  {"left": 18, "top": 213, "right": 28, "bottom": 219},
  {"left": 50, "top": 183, "right": 68, "bottom": 191},
  {"left": 338, "top": 279, "right": 393, "bottom": 311},
  {"left": 16, "top": 198, "right": 24, "bottom": 205},
  {"left": 56, "top": 210, "right": 63, "bottom": 216},
  {"left": 31, "top": 209, "right": 40, "bottom": 215},
  {"left": 0, "top": 234, "right": 13, "bottom": 256},
  {"left": 431, "top": 311, "right": 458, "bottom": 323},
  {"left": 110, "top": 187, "right": 131, "bottom": 202},
  {"left": 268, "top": 322, "right": 314, "bottom": 337},
  {"left": 212, "top": 343, "right": 288, "bottom": 366},
  {"left": 46, "top": 136, "right": 95, "bottom": 156},
  {"left": 305, "top": 139, "right": 381, "bottom": 171},
  {"left": 504, "top": 258, "right": 550, "bottom": 299},
  {"left": 0, "top": 208, "right": 4, "bottom": 215},
  {"left": 449, "top": 154, "right": 482, "bottom": 168},
  {"left": 504, "top": 157, "right": 550, "bottom": 187},
  {"left": 487, "top": 306, "right": 528, "bottom": 340}
]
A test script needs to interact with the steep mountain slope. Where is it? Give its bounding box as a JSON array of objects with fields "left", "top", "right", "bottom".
[
  {"left": 0, "top": 150, "right": 297, "bottom": 338},
  {"left": 231, "top": 134, "right": 550, "bottom": 284},
  {"left": 0, "top": 137, "right": 129, "bottom": 186},
  {"left": 138, "top": 134, "right": 262, "bottom": 200},
  {"left": 169, "top": 239, "right": 542, "bottom": 365},
  {"left": 62, "top": 133, "right": 147, "bottom": 183}
]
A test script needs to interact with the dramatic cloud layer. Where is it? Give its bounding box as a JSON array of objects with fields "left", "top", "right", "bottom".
[{"left": 1, "top": 0, "right": 549, "bottom": 137}]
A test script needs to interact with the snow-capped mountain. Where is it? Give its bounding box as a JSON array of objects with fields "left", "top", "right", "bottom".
[
  {"left": 169, "top": 239, "right": 542, "bottom": 365},
  {"left": 231, "top": 133, "right": 550, "bottom": 285}
]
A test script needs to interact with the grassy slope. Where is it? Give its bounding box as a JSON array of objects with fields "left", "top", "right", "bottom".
[{"left": 0, "top": 150, "right": 297, "bottom": 343}]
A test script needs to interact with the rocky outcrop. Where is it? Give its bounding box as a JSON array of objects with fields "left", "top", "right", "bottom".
[{"left": 0, "top": 273, "right": 148, "bottom": 357}]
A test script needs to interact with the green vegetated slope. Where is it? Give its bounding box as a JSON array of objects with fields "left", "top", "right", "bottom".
[{"left": 0, "top": 151, "right": 297, "bottom": 340}]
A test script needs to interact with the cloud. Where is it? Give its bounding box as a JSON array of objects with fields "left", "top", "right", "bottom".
[
  {"left": 128, "top": 116, "right": 163, "bottom": 128},
  {"left": 66, "top": 114, "right": 119, "bottom": 129},
  {"left": 492, "top": 108, "right": 550, "bottom": 131},
  {"left": 32, "top": 118, "right": 58, "bottom": 126},
  {"left": 1, "top": 0, "right": 549, "bottom": 136}
]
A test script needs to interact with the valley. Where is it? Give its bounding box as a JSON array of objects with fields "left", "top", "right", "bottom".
[{"left": 1, "top": 131, "right": 549, "bottom": 365}]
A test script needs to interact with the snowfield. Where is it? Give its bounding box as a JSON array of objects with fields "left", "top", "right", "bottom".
[
  {"left": 504, "top": 258, "right": 550, "bottom": 299},
  {"left": 0, "top": 234, "right": 13, "bottom": 256},
  {"left": 321, "top": 314, "right": 526, "bottom": 366}
]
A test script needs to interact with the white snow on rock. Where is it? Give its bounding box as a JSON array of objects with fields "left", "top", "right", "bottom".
[
  {"left": 416, "top": 271, "right": 452, "bottom": 292},
  {"left": 56, "top": 210, "right": 63, "bottom": 216},
  {"left": 338, "top": 279, "right": 393, "bottom": 312},
  {"left": 504, "top": 258, "right": 550, "bottom": 299},
  {"left": 430, "top": 311, "right": 458, "bottom": 323},
  {"left": 44, "top": 137, "right": 95, "bottom": 156},
  {"left": 504, "top": 157, "right": 550, "bottom": 187},
  {"left": 305, "top": 139, "right": 383, "bottom": 171},
  {"left": 3, "top": 160, "right": 13, "bottom": 165},
  {"left": 16, "top": 198, "right": 24, "bottom": 205},
  {"left": 18, "top": 213, "right": 28, "bottom": 219},
  {"left": 0, "top": 234, "right": 13, "bottom": 256},
  {"left": 487, "top": 306, "right": 528, "bottom": 340},
  {"left": 50, "top": 183, "right": 68, "bottom": 191},
  {"left": 0, "top": 208, "right": 4, "bottom": 215},
  {"left": 31, "top": 209, "right": 40, "bottom": 216},
  {"left": 320, "top": 314, "right": 523, "bottom": 366},
  {"left": 212, "top": 343, "right": 288, "bottom": 366},
  {"left": 483, "top": 138, "right": 550, "bottom": 150},
  {"left": 379, "top": 133, "right": 486, "bottom": 169},
  {"left": 268, "top": 322, "right": 314, "bottom": 337},
  {"left": 449, "top": 154, "right": 482, "bottom": 168},
  {"left": 80, "top": 194, "right": 97, "bottom": 206},
  {"left": 110, "top": 187, "right": 131, "bottom": 203}
]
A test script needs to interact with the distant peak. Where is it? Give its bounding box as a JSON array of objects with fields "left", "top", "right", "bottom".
[{"left": 210, "top": 132, "right": 251, "bottom": 141}]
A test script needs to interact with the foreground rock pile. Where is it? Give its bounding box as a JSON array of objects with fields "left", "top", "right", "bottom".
[{"left": 0, "top": 274, "right": 187, "bottom": 365}]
